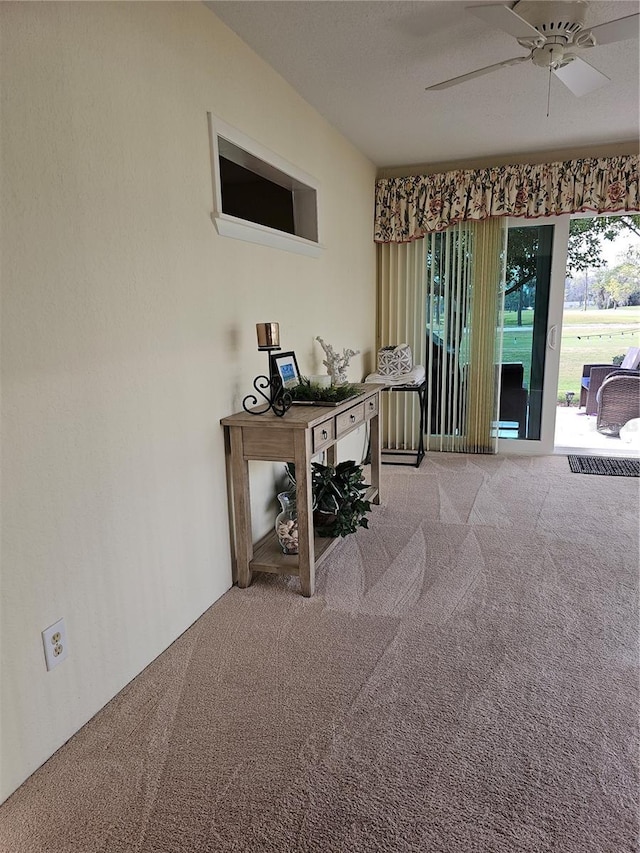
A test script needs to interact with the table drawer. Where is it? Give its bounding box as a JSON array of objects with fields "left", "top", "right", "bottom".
[
  {"left": 312, "top": 418, "right": 335, "bottom": 453},
  {"left": 364, "top": 395, "right": 379, "bottom": 420},
  {"left": 336, "top": 402, "right": 365, "bottom": 437}
]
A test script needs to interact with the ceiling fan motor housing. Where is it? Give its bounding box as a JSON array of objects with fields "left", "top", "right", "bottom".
[{"left": 514, "top": 0, "right": 588, "bottom": 46}]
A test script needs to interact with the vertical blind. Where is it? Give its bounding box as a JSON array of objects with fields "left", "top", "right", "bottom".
[
  {"left": 377, "top": 217, "right": 507, "bottom": 454},
  {"left": 376, "top": 239, "right": 427, "bottom": 454}
]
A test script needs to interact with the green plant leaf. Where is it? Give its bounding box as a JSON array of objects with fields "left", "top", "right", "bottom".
[
  {"left": 290, "top": 379, "right": 361, "bottom": 404},
  {"left": 284, "top": 459, "right": 372, "bottom": 539}
]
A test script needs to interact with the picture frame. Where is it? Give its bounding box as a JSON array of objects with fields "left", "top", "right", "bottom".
[{"left": 270, "top": 351, "right": 301, "bottom": 389}]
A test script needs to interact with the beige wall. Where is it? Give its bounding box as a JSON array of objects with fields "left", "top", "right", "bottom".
[{"left": 0, "top": 1, "right": 376, "bottom": 802}]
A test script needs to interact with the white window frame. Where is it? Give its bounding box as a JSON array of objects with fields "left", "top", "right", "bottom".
[{"left": 207, "top": 114, "right": 324, "bottom": 258}]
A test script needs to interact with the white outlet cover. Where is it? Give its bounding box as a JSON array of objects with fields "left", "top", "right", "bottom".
[{"left": 42, "top": 618, "right": 69, "bottom": 671}]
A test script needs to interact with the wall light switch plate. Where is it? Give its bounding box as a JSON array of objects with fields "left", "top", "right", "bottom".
[{"left": 42, "top": 618, "right": 68, "bottom": 671}]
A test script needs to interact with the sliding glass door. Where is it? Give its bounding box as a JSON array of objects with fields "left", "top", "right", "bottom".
[
  {"left": 423, "top": 219, "right": 506, "bottom": 453},
  {"left": 497, "top": 217, "right": 570, "bottom": 454}
]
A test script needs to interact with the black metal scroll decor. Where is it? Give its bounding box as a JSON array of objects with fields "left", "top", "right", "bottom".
[{"left": 242, "top": 375, "right": 292, "bottom": 417}]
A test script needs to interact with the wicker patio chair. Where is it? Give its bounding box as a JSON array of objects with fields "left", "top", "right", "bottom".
[
  {"left": 596, "top": 370, "right": 640, "bottom": 436},
  {"left": 580, "top": 346, "right": 640, "bottom": 415}
]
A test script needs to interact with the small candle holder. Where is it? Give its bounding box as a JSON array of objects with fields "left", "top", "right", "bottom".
[
  {"left": 256, "top": 322, "right": 281, "bottom": 351},
  {"left": 309, "top": 375, "right": 331, "bottom": 389},
  {"left": 243, "top": 323, "right": 292, "bottom": 417}
]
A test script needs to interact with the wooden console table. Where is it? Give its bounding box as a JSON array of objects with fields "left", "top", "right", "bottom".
[{"left": 221, "top": 385, "right": 382, "bottom": 597}]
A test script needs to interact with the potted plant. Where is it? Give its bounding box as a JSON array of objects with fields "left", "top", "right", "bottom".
[{"left": 285, "top": 460, "right": 372, "bottom": 538}]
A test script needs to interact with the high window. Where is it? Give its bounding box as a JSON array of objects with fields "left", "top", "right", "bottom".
[{"left": 208, "top": 115, "right": 322, "bottom": 257}]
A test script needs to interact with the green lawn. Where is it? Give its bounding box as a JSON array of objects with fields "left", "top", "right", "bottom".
[
  {"left": 557, "top": 307, "right": 640, "bottom": 400},
  {"left": 500, "top": 306, "right": 640, "bottom": 402},
  {"left": 501, "top": 331, "right": 534, "bottom": 375}
]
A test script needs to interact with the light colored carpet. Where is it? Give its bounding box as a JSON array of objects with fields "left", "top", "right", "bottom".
[{"left": 2, "top": 453, "right": 639, "bottom": 852}]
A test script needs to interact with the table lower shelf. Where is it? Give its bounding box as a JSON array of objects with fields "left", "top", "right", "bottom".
[
  {"left": 249, "top": 485, "right": 378, "bottom": 578},
  {"left": 250, "top": 532, "right": 340, "bottom": 576}
]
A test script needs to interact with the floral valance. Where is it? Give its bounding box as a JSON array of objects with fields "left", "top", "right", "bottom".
[{"left": 374, "top": 155, "right": 639, "bottom": 243}]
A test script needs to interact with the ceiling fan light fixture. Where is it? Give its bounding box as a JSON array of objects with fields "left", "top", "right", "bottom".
[{"left": 531, "top": 42, "right": 567, "bottom": 69}]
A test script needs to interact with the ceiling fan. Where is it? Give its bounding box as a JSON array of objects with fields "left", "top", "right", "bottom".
[{"left": 425, "top": 0, "right": 640, "bottom": 97}]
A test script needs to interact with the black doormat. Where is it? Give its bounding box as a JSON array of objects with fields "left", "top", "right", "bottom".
[{"left": 568, "top": 455, "right": 640, "bottom": 477}]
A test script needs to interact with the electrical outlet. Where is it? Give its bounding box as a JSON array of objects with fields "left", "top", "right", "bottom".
[{"left": 42, "top": 618, "right": 68, "bottom": 671}]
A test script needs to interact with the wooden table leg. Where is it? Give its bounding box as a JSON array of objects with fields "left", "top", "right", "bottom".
[
  {"left": 229, "top": 426, "right": 253, "bottom": 588},
  {"left": 294, "top": 429, "right": 315, "bottom": 597}
]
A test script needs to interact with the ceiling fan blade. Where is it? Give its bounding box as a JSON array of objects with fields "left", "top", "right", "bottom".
[
  {"left": 553, "top": 56, "right": 610, "bottom": 97},
  {"left": 588, "top": 13, "right": 640, "bottom": 46},
  {"left": 425, "top": 54, "right": 530, "bottom": 91},
  {"left": 467, "top": 4, "right": 542, "bottom": 40}
]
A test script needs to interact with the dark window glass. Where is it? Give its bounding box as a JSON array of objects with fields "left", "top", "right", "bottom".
[{"left": 219, "top": 156, "right": 295, "bottom": 235}]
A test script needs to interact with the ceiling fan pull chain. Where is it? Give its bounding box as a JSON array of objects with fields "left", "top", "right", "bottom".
[{"left": 546, "top": 65, "right": 552, "bottom": 117}]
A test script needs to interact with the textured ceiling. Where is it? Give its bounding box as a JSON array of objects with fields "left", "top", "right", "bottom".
[{"left": 208, "top": 0, "right": 640, "bottom": 168}]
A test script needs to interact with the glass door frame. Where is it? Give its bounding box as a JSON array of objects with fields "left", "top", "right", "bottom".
[{"left": 497, "top": 215, "right": 570, "bottom": 456}]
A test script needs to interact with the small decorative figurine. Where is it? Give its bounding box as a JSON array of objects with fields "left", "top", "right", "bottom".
[{"left": 315, "top": 336, "right": 360, "bottom": 386}]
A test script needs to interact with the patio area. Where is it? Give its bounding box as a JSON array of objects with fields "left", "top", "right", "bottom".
[{"left": 554, "top": 405, "right": 640, "bottom": 458}]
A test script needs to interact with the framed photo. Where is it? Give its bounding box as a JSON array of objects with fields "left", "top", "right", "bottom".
[{"left": 270, "top": 351, "right": 301, "bottom": 389}]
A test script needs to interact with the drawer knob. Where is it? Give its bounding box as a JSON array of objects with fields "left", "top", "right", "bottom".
[
  {"left": 350, "top": 414, "right": 356, "bottom": 422},
  {"left": 369, "top": 401, "right": 375, "bottom": 409},
  {"left": 322, "top": 429, "right": 328, "bottom": 440}
]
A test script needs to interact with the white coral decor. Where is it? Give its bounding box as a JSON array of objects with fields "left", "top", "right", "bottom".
[{"left": 315, "top": 336, "right": 360, "bottom": 386}]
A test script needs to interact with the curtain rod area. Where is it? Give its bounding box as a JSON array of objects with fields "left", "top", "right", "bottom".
[{"left": 377, "top": 140, "right": 639, "bottom": 180}]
